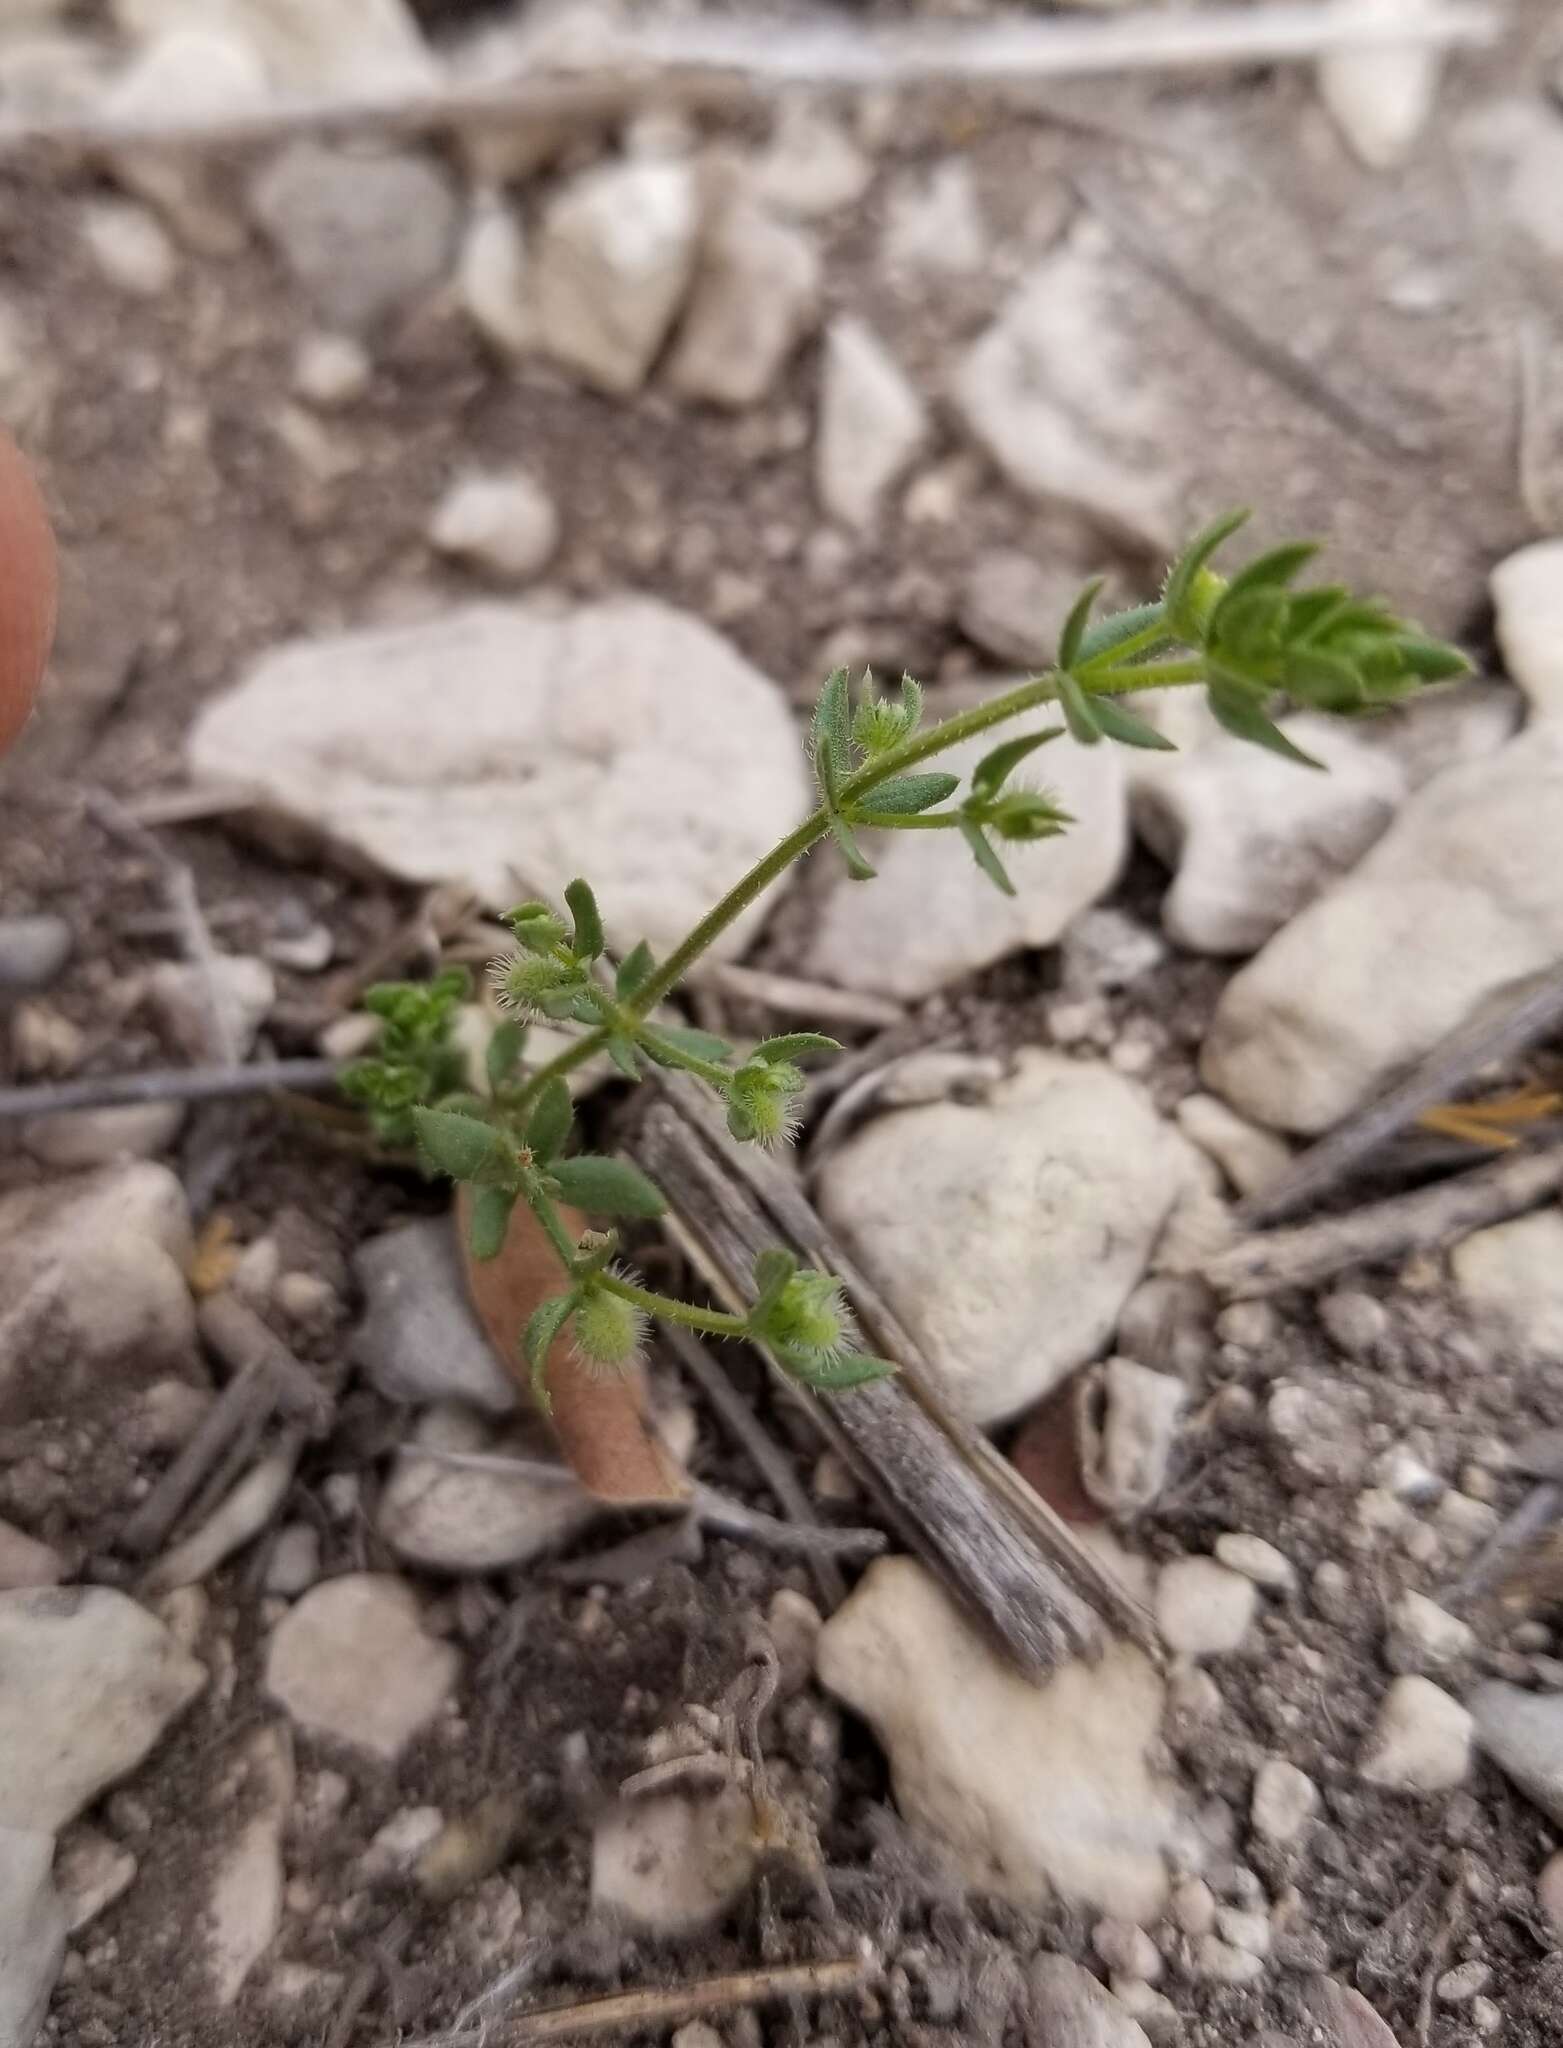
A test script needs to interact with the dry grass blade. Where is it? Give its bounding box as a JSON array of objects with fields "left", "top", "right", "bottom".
[{"left": 0, "top": 1056, "right": 340, "bottom": 1122}]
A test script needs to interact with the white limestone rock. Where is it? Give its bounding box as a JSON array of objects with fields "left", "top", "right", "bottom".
[
  {"left": 816, "top": 1051, "right": 1200, "bottom": 1425},
  {"left": 1203, "top": 725, "right": 1563, "bottom": 1133},
  {"left": 187, "top": 599, "right": 808, "bottom": 961},
  {"left": 0, "top": 1588, "right": 206, "bottom": 1832},
  {"left": 817, "top": 1558, "right": 1187, "bottom": 1921}
]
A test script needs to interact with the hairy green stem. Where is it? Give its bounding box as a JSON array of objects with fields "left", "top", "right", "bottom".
[
  {"left": 520, "top": 1178, "right": 581, "bottom": 1268},
  {"left": 508, "top": 655, "right": 1211, "bottom": 1121},
  {"left": 629, "top": 812, "right": 832, "bottom": 1014},
  {"left": 599, "top": 1269, "right": 750, "bottom": 1339},
  {"left": 636, "top": 1028, "right": 735, "bottom": 1092}
]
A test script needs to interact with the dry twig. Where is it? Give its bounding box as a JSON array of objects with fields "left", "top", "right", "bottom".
[
  {"left": 0, "top": 1056, "right": 340, "bottom": 1123},
  {"left": 118, "top": 1295, "right": 331, "bottom": 1557},
  {"left": 399, "top": 1944, "right": 878, "bottom": 2047},
  {"left": 85, "top": 787, "right": 238, "bottom": 1064},
  {"left": 659, "top": 1322, "right": 845, "bottom": 1605},
  {"left": 1205, "top": 1140, "right": 1563, "bottom": 1298}
]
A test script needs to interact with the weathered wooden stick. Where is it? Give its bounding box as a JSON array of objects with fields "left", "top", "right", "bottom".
[
  {"left": 633, "top": 1078, "right": 1155, "bottom": 1677},
  {"left": 0, "top": 5, "right": 1492, "bottom": 159},
  {"left": 1237, "top": 963, "right": 1563, "bottom": 1228},
  {"left": 1205, "top": 1140, "right": 1563, "bottom": 1299}
]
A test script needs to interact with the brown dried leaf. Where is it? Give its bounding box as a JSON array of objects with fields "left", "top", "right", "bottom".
[{"left": 457, "top": 1189, "right": 688, "bottom": 1507}]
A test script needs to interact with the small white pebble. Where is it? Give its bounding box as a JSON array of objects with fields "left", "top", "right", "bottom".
[
  {"left": 1359, "top": 1675, "right": 1473, "bottom": 1792},
  {"left": 1109, "top": 1975, "right": 1180, "bottom": 2038},
  {"left": 1092, "top": 1917, "right": 1162, "bottom": 1983},
  {"left": 1156, "top": 1558, "right": 1258, "bottom": 1659},
  {"left": 1251, "top": 1758, "right": 1319, "bottom": 1845},
  {"left": 1436, "top": 1960, "right": 1492, "bottom": 2005},
  {"left": 1469, "top": 1995, "right": 1502, "bottom": 2035},
  {"left": 1214, "top": 1300, "right": 1278, "bottom": 1350},
  {"left": 293, "top": 332, "right": 371, "bottom": 410},
  {"left": 1170, "top": 1875, "right": 1216, "bottom": 1936},
  {"left": 1193, "top": 1934, "right": 1265, "bottom": 1984},
  {"left": 1312, "top": 1560, "right": 1354, "bottom": 1622},
  {"left": 1215, "top": 1533, "right": 1297, "bottom": 1594},
  {"left": 1319, "top": 1289, "right": 1390, "bottom": 1359},
  {"left": 1216, "top": 1905, "right": 1271, "bottom": 1957},
  {"left": 1386, "top": 1591, "right": 1476, "bottom": 1675},
  {"left": 1371, "top": 1443, "right": 1443, "bottom": 1504},
  {"left": 1460, "top": 1463, "right": 1498, "bottom": 1504},
  {"left": 1436, "top": 1491, "right": 1500, "bottom": 1550}
]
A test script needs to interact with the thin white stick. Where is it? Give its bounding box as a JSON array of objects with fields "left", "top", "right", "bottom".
[{"left": 0, "top": 4, "right": 1494, "bottom": 157}]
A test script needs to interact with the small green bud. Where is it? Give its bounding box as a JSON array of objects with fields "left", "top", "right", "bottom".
[
  {"left": 726, "top": 1059, "right": 804, "bottom": 1150},
  {"left": 983, "top": 785, "right": 1073, "bottom": 843},
  {"left": 763, "top": 1271, "right": 856, "bottom": 1365},
  {"left": 502, "top": 903, "right": 569, "bottom": 954},
  {"left": 488, "top": 951, "right": 578, "bottom": 1018},
  {"left": 570, "top": 1283, "right": 647, "bottom": 1374}
]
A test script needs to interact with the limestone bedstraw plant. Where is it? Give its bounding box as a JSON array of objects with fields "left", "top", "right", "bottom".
[{"left": 343, "top": 512, "right": 1468, "bottom": 1406}]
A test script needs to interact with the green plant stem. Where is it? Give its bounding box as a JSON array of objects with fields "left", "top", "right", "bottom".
[
  {"left": 1089, "top": 658, "right": 1206, "bottom": 691},
  {"left": 509, "top": 656, "right": 1212, "bottom": 1119},
  {"left": 520, "top": 1179, "right": 581, "bottom": 1268},
  {"left": 629, "top": 812, "right": 832, "bottom": 1014},
  {"left": 598, "top": 1269, "right": 750, "bottom": 1340},
  {"left": 636, "top": 1029, "right": 735, "bottom": 1092}
]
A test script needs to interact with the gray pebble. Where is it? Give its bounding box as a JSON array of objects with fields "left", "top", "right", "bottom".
[{"left": 0, "top": 915, "right": 72, "bottom": 996}]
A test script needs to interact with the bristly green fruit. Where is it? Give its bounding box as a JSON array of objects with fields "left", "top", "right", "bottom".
[{"left": 345, "top": 511, "right": 1470, "bottom": 1422}]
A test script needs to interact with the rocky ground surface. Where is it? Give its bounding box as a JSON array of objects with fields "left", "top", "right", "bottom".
[{"left": 6, "top": 2, "right": 1563, "bottom": 2047}]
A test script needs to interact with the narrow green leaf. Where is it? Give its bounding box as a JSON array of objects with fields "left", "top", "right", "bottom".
[
  {"left": 1057, "top": 576, "right": 1105, "bottom": 671},
  {"left": 548, "top": 1155, "right": 666, "bottom": 1219},
  {"left": 898, "top": 673, "right": 923, "bottom": 731},
  {"left": 959, "top": 816, "right": 1016, "bottom": 897},
  {"left": 1207, "top": 676, "right": 1324, "bottom": 769},
  {"left": 468, "top": 1186, "right": 516, "bottom": 1262},
  {"left": 411, "top": 1107, "right": 506, "bottom": 1183},
  {"left": 779, "top": 1348, "right": 897, "bottom": 1391},
  {"left": 615, "top": 940, "right": 655, "bottom": 999},
  {"left": 1075, "top": 602, "right": 1171, "bottom": 670},
  {"left": 653, "top": 1024, "right": 735, "bottom": 1065},
  {"left": 1164, "top": 509, "right": 1250, "bottom": 630},
  {"left": 1085, "top": 693, "right": 1177, "bottom": 751},
  {"left": 523, "top": 1291, "right": 577, "bottom": 1412},
  {"left": 526, "top": 1077, "right": 574, "bottom": 1164},
  {"left": 1285, "top": 645, "right": 1364, "bottom": 713},
  {"left": 812, "top": 666, "right": 853, "bottom": 784},
  {"left": 970, "top": 727, "right": 1063, "bottom": 798},
  {"left": 606, "top": 1033, "right": 642, "bottom": 1081},
  {"left": 1209, "top": 587, "right": 1287, "bottom": 664},
  {"left": 485, "top": 1020, "right": 527, "bottom": 1092},
  {"left": 855, "top": 772, "right": 961, "bottom": 817},
  {"left": 751, "top": 1248, "right": 798, "bottom": 1326},
  {"left": 1056, "top": 670, "right": 1103, "bottom": 745},
  {"left": 564, "top": 877, "right": 604, "bottom": 961},
  {"left": 751, "top": 1033, "right": 842, "bottom": 1064},
  {"left": 830, "top": 813, "right": 877, "bottom": 882},
  {"left": 1389, "top": 634, "right": 1471, "bottom": 682},
  {"left": 1216, "top": 541, "right": 1319, "bottom": 609}
]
